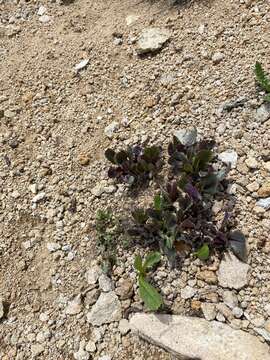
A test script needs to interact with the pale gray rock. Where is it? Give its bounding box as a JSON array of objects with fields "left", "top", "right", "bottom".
[
  {"left": 47, "top": 242, "right": 61, "bottom": 253},
  {"left": 174, "top": 127, "right": 197, "bottom": 146},
  {"left": 0, "top": 298, "right": 4, "bottom": 319},
  {"left": 74, "top": 348, "right": 90, "bottom": 360},
  {"left": 217, "top": 253, "right": 249, "bottom": 290},
  {"left": 256, "top": 103, "right": 270, "bottom": 123},
  {"left": 74, "top": 59, "right": 89, "bottom": 72},
  {"left": 130, "top": 313, "right": 270, "bottom": 360},
  {"left": 222, "top": 290, "right": 238, "bottom": 309},
  {"left": 65, "top": 295, "right": 82, "bottom": 315},
  {"left": 86, "top": 292, "right": 121, "bottom": 326},
  {"left": 86, "top": 266, "right": 102, "bottom": 285},
  {"left": 39, "top": 15, "right": 51, "bottom": 23},
  {"left": 181, "top": 286, "right": 196, "bottom": 299},
  {"left": 119, "top": 318, "right": 130, "bottom": 335},
  {"left": 136, "top": 28, "right": 170, "bottom": 54},
  {"left": 31, "top": 344, "right": 45, "bottom": 357},
  {"left": 254, "top": 328, "right": 270, "bottom": 342},
  {"left": 218, "top": 150, "right": 238, "bottom": 168},
  {"left": 104, "top": 121, "right": 119, "bottom": 138},
  {"left": 212, "top": 52, "right": 224, "bottom": 64},
  {"left": 256, "top": 197, "right": 270, "bottom": 210},
  {"left": 98, "top": 274, "right": 113, "bottom": 292},
  {"left": 201, "top": 303, "right": 217, "bottom": 321}
]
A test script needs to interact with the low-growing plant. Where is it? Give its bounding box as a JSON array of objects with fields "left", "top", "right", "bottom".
[
  {"left": 255, "top": 61, "right": 270, "bottom": 102},
  {"left": 95, "top": 209, "right": 128, "bottom": 272},
  {"left": 134, "top": 251, "right": 163, "bottom": 311},
  {"left": 105, "top": 145, "right": 162, "bottom": 185}
]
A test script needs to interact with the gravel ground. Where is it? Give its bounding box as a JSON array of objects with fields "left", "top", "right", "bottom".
[{"left": 0, "top": 0, "right": 270, "bottom": 359}]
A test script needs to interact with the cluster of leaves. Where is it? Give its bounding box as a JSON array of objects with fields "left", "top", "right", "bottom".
[
  {"left": 105, "top": 145, "right": 162, "bottom": 185},
  {"left": 95, "top": 209, "right": 128, "bottom": 272},
  {"left": 255, "top": 62, "right": 270, "bottom": 102},
  {"left": 129, "top": 133, "right": 246, "bottom": 265},
  {"left": 134, "top": 252, "right": 163, "bottom": 311},
  {"left": 100, "top": 129, "right": 246, "bottom": 311}
]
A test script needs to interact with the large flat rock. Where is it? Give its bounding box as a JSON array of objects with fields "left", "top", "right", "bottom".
[{"left": 130, "top": 313, "right": 270, "bottom": 360}]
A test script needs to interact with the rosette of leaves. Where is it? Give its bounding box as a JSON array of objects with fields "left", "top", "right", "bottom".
[
  {"left": 168, "top": 134, "right": 229, "bottom": 198},
  {"left": 130, "top": 179, "right": 246, "bottom": 263},
  {"left": 105, "top": 145, "right": 162, "bottom": 185},
  {"left": 255, "top": 62, "right": 270, "bottom": 102},
  {"left": 134, "top": 251, "right": 163, "bottom": 311}
]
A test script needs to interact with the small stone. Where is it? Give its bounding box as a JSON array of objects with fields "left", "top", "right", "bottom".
[
  {"left": 222, "top": 290, "right": 238, "bottom": 309},
  {"left": 264, "top": 320, "right": 270, "bottom": 332},
  {"left": 65, "top": 295, "right": 82, "bottom": 315},
  {"left": 246, "top": 181, "right": 260, "bottom": 192},
  {"left": 174, "top": 127, "right": 197, "bottom": 146},
  {"left": 104, "top": 121, "right": 119, "bottom": 138},
  {"left": 84, "top": 288, "right": 100, "bottom": 306},
  {"left": 251, "top": 316, "right": 265, "bottom": 328},
  {"left": 86, "top": 292, "right": 122, "bottom": 326},
  {"left": 264, "top": 304, "right": 270, "bottom": 317},
  {"left": 0, "top": 299, "right": 4, "bottom": 319},
  {"left": 218, "top": 150, "right": 238, "bottom": 168},
  {"left": 39, "top": 15, "right": 51, "bottom": 23},
  {"left": 115, "top": 278, "right": 134, "bottom": 300},
  {"left": 37, "top": 5, "right": 46, "bottom": 16},
  {"left": 216, "top": 312, "right": 226, "bottom": 322},
  {"left": 181, "top": 286, "right": 196, "bottom": 299},
  {"left": 39, "top": 313, "right": 49, "bottom": 322},
  {"left": 217, "top": 253, "right": 249, "bottom": 290},
  {"left": 197, "top": 270, "right": 217, "bottom": 285},
  {"left": 255, "top": 103, "right": 270, "bottom": 123},
  {"left": 212, "top": 52, "right": 224, "bottom": 64},
  {"left": 256, "top": 197, "right": 270, "bottom": 210},
  {"left": 126, "top": 14, "right": 139, "bottom": 26},
  {"left": 74, "top": 59, "right": 89, "bottom": 72},
  {"left": 119, "top": 318, "right": 130, "bottom": 335},
  {"left": 85, "top": 341, "right": 96, "bottom": 353},
  {"left": 191, "top": 300, "right": 201, "bottom": 311},
  {"left": 245, "top": 157, "right": 258, "bottom": 170},
  {"left": 136, "top": 27, "right": 170, "bottom": 54},
  {"left": 32, "top": 192, "right": 46, "bottom": 203},
  {"left": 91, "top": 183, "right": 106, "bottom": 197},
  {"left": 98, "top": 274, "right": 113, "bottom": 292},
  {"left": 78, "top": 154, "right": 90, "bottom": 166},
  {"left": 47, "top": 242, "right": 61, "bottom": 253},
  {"left": 216, "top": 303, "right": 234, "bottom": 321},
  {"left": 254, "top": 328, "right": 270, "bottom": 342},
  {"left": 86, "top": 266, "right": 102, "bottom": 285},
  {"left": 29, "top": 183, "right": 38, "bottom": 194},
  {"left": 258, "top": 182, "right": 270, "bottom": 198},
  {"left": 263, "top": 162, "right": 270, "bottom": 172},
  {"left": 232, "top": 307, "right": 243, "bottom": 318},
  {"left": 201, "top": 303, "right": 217, "bottom": 321},
  {"left": 74, "top": 348, "right": 90, "bottom": 360},
  {"left": 31, "top": 344, "right": 44, "bottom": 357},
  {"left": 98, "top": 356, "right": 111, "bottom": 360},
  {"left": 170, "top": 93, "right": 181, "bottom": 105}
]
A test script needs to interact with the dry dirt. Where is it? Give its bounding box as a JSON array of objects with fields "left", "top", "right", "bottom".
[{"left": 0, "top": 0, "right": 270, "bottom": 359}]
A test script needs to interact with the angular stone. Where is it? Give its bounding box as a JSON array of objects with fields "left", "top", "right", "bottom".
[
  {"left": 104, "top": 121, "right": 119, "bottom": 138},
  {"left": 86, "top": 292, "right": 121, "bottom": 326},
  {"left": 65, "top": 295, "right": 82, "bottom": 315},
  {"left": 201, "top": 303, "right": 216, "bottom": 321},
  {"left": 218, "top": 150, "right": 238, "bottom": 168},
  {"left": 74, "top": 59, "right": 89, "bottom": 72},
  {"left": 85, "top": 266, "right": 102, "bottom": 285},
  {"left": 0, "top": 299, "right": 4, "bottom": 319},
  {"left": 256, "top": 197, "right": 270, "bottom": 210},
  {"left": 217, "top": 253, "right": 249, "bottom": 290},
  {"left": 174, "top": 127, "right": 197, "bottom": 146},
  {"left": 197, "top": 270, "right": 217, "bottom": 285},
  {"left": 222, "top": 290, "right": 238, "bottom": 309},
  {"left": 98, "top": 274, "right": 113, "bottom": 292},
  {"left": 256, "top": 103, "right": 270, "bottom": 123},
  {"left": 115, "top": 278, "right": 134, "bottom": 300},
  {"left": 181, "top": 286, "right": 196, "bottom": 299},
  {"left": 136, "top": 28, "right": 170, "bottom": 54},
  {"left": 130, "top": 313, "right": 270, "bottom": 360},
  {"left": 258, "top": 181, "right": 270, "bottom": 198}
]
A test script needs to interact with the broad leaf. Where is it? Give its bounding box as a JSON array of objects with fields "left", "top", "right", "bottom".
[
  {"left": 143, "top": 251, "right": 161, "bottom": 271},
  {"left": 193, "top": 149, "right": 213, "bottom": 171},
  {"left": 132, "top": 209, "right": 149, "bottom": 225},
  {"left": 134, "top": 255, "right": 144, "bottom": 275},
  {"left": 105, "top": 149, "right": 116, "bottom": 164},
  {"left": 195, "top": 243, "right": 210, "bottom": 260},
  {"left": 138, "top": 276, "right": 163, "bottom": 311},
  {"left": 115, "top": 150, "right": 128, "bottom": 164}
]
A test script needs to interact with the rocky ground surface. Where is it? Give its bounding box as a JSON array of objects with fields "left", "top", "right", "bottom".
[{"left": 1, "top": 0, "right": 270, "bottom": 359}]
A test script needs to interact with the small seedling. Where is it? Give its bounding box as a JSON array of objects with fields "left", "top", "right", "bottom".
[
  {"left": 105, "top": 145, "right": 162, "bottom": 185},
  {"left": 134, "top": 252, "right": 163, "bottom": 311},
  {"left": 255, "top": 62, "right": 270, "bottom": 102}
]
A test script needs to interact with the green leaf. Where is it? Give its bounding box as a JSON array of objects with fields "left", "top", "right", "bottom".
[
  {"left": 143, "top": 146, "right": 161, "bottom": 163},
  {"left": 132, "top": 209, "right": 149, "bottom": 225},
  {"left": 105, "top": 149, "right": 116, "bottom": 164},
  {"left": 195, "top": 243, "right": 210, "bottom": 260},
  {"left": 193, "top": 149, "right": 213, "bottom": 172},
  {"left": 143, "top": 251, "right": 161, "bottom": 271},
  {"left": 134, "top": 255, "right": 144, "bottom": 275},
  {"left": 255, "top": 62, "right": 270, "bottom": 93},
  {"left": 115, "top": 150, "right": 128, "bottom": 164},
  {"left": 138, "top": 276, "right": 163, "bottom": 311},
  {"left": 154, "top": 193, "right": 164, "bottom": 211}
]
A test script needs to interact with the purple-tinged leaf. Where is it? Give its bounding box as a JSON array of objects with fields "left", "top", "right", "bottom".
[{"left": 185, "top": 183, "right": 202, "bottom": 201}]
